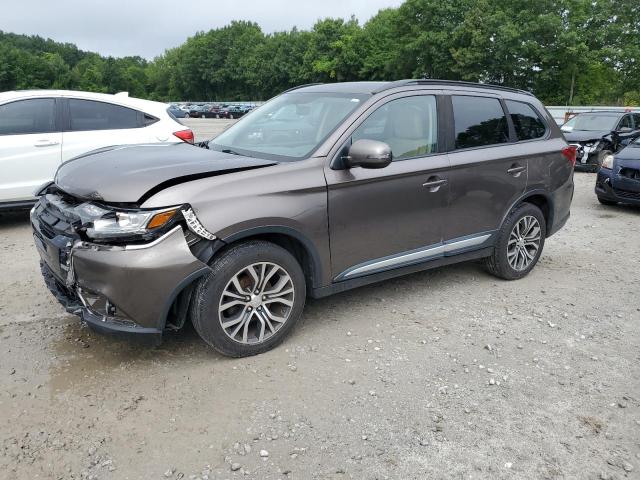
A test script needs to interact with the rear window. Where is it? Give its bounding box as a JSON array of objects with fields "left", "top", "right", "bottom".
[
  {"left": 452, "top": 96, "right": 509, "bottom": 149},
  {"left": 505, "top": 100, "right": 547, "bottom": 141},
  {"left": 68, "top": 99, "right": 140, "bottom": 131},
  {"left": 0, "top": 98, "right": 56, "bottom": 135}
]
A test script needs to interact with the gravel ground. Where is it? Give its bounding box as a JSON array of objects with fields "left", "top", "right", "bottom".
[{"left": 0, "top": 123, "right": 639, "bottom": 479}]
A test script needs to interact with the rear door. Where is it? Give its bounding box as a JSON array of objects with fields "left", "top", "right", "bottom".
[
  {"left": 325, "top": 92, "right": 450, "bottom": 281},
  {"left": 444, "top": 93, "right": 527, "bottom": 241},
  {"left": 61, "top": 98, "right": 158, "bottom": 161},
  {"left": 0, "top": 98, "right": 62, "bottom": 202}
]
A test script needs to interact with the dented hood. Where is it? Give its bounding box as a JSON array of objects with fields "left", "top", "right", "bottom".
[{"left": 55, "top": 143, "right": 277, "bottom": 204}]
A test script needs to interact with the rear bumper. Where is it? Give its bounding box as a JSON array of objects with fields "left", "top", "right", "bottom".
[
  {"left": 33, "top": 205, "right": 209, "bottom": 341},
  {"left": 546, "top": 174, "right": 574, "bottom": 237},
  {"left": 595, "top": 169, "right": 640, "bottom": 205}
]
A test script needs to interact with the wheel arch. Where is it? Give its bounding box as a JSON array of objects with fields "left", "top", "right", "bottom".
[
  {"left": 220, "top": 226, "right": 324, "bottom": 290},
  {"left": 503, "top": 190, "right": 554, "bottom": 236}
]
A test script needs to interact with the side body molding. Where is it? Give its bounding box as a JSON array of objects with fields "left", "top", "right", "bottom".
[{"left": 335, "top": 232, "right": 493, "bottom": 281}]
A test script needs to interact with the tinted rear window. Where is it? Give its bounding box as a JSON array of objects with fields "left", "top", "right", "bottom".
[
  {"left": 0, "top": 98, "right": 56, "bottom": 135},
  {"left": 505, "top": 100, "right": 546, "bottom": 141},
  {"left": 452, "top": 96, "right": 509, "bottom": 149},
  {"left": 68, "top": 99, "right": 139, "bottom": 131}
]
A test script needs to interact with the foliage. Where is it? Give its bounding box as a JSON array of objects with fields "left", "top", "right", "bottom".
[{"left": 1, "top": 0, "right": 638, "bottom": 105}]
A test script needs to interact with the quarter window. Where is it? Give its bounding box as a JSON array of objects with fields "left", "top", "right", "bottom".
[
  {"left": 505, "top": 100, "right": 547, "bottom": 141},
  {"left": 68, "top": 99, "right": 139, "bottom": 131},
  {"left": 0, "top": 99, "right": 56, "bottom": 135},
  {"left": 452, "top": 96, "right": 509, "bottom": 149},
  {"left": 352, "top": 96, "right": 438, "bottom": 160}
]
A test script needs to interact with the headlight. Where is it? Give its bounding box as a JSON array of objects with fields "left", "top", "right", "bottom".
[
  {"left": 74, "top": 203, "right": 181, "bottom": 240},
  {"left": 601, "top": 154, "right": 615, "bottom": 170}
]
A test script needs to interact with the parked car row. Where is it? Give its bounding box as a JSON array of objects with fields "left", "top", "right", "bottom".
[
  {"left": 0, "top": 83, "right": 636, "bottom": 359},
  {"left": 169, "top": 103, "right": 256, "bottom": 119}
]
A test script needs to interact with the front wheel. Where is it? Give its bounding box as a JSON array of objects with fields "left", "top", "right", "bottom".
[
  {"left": 484, "top": 203, "right": 546, "bottom": 280},
  {"left": 190, "top": 240, "right": 306, "bottom": 357},
  {"left": 184, "top": 113, "right": 190, "bottom": 118}
]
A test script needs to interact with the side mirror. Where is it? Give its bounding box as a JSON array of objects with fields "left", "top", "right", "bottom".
[
  {"left": 343, "top": 139, "right": 392, "bottom": 169},
  {"left": 618, "top": 126, "right": 633, "bottom": 134}
]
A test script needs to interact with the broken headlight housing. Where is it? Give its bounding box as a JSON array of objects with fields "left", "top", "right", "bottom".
[{"left": 73, "top": 203, "right": 182, "bottom": 241}]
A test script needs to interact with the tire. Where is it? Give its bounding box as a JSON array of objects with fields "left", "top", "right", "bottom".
[
  {"left": 597, "top": 196, "right": 617, "bottom": 206},
  {"left": 190, "top": 240, "right": 306, "bottom": 357},
  {"left": 484, "top": 203, "right": 546, "bottom": 280},
  {"left": 184, "top": 113, "right": 190, "bottom": 118}
]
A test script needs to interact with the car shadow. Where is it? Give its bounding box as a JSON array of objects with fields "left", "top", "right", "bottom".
[{"left": 0, "top": 209, "right": 31, "bottom": 229}]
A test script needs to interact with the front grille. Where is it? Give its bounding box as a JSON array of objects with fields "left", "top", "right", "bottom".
[
  {"left": 620, "top": 167, "right": 640, "bottom": 181},
  {"left": 613, "top": 188, "right": 640, "bottom": 200},
  {"left": 33, "top": 193, "right": 82, "bottom": 239}
]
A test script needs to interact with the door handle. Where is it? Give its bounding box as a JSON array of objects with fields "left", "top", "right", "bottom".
[
  {"left": 34, "top": 140, "right": 60, "bottom": 147},
  {"left": 422, "top": 177, "right": 448, "bottom": 192},
  {"left": 507, "top": 165, "right": 526, "bottom": 177}
]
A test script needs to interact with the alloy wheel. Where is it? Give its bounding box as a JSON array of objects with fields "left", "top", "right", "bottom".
[
  {"left": 507, "top": 215, "right": 541, "bottom": 271},
  {"left": 218, "top": 262, "right": 295, "bottom": 345}
]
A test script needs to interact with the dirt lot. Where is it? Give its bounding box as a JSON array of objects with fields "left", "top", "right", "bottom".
[{"left": 1, "top": 126, "right": 639, "bottom": 479}]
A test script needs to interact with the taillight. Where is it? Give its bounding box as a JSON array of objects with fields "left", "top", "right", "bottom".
[
  {"left": 562, "top": 145, "right": 577, "bottom": 167},
  {"left": 173, "top": 129, "right": 194, "bottom": 144}
]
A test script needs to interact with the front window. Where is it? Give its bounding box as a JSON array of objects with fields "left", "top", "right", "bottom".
[
  {"left": 209, "top": 92, "right": 369, "bottom": 161},
  {"left": 351, "top": 95, "right": 438, "bottom": 160},
  {"left": 561, "top": 114, "right": 619, "bottom": 132}
]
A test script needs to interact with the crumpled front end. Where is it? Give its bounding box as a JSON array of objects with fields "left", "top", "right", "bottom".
[
  {"left": 570, "top": 140, "right": 606, "bottom": 169},
  {"left": 31, "top": 191, "right": 211, "bottom": 343}
]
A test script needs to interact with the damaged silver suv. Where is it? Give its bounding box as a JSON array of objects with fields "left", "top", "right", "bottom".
[{"left": 32, "top": 80, "right": 574, "bottom": 357}]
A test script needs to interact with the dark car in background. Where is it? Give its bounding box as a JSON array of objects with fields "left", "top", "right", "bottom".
[
  {"left": 186, "top": 105, "right": 210, "bottom": 118},
  {"left": 561, "top": 111, "right": 640, "bottom": 171},
  {"left": 595, "top": 140, "right": 640, "bottom": 206},
  {"left": 167, "top": 104, "right": 188, "bottom": 119},
  {"left": 32, "top": 80, "right": 573, "bottom": 357},
  {"left": 225, "top": 104, "right": 254, "bottom": 119}
]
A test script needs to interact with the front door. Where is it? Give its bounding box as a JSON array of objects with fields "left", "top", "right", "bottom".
[
  {"left": 0, "top": 98, "right": 62, "bottom": 202},
  {"left": 325, "top": 93, "right": 450, "bottom": 281}
]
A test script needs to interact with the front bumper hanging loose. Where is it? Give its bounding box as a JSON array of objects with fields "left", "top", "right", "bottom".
[{"left": 32, "top": 204, "right": 210, "bottom": 343}]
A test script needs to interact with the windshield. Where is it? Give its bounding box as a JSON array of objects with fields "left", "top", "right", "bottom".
[
  {"left": 562, "top": 114, "right": 619, "bottom": 132},
  {"left": 209, "top": 92, "right": 369, "bottom": 160}
]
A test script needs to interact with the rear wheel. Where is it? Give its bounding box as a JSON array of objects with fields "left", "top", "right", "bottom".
[
  {"left": 190, "top": 241, "right": 306, "bottom": 357},
  {"left": 484, "top": 203, "right": 546, "bottom": 280},
  {"left": 184, "top": 113, "right": 190, "bottom": 118},
  {"left": 597, "top": 196, "right": 617, "bottom": 206}
]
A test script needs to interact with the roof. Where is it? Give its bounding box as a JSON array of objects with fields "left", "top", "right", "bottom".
[
  {"left": 289, "top": 79, "right": 533, "bottom": 96},
  {"left": 0, "top": 89, "right": 170, "bottom": 117}
]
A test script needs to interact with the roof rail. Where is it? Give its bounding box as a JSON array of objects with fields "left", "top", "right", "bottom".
[
  {"left": 372, "top": 79, "right": 533, "bottom": 96},
  {"left": 282, "top": 83, "right": 324, "bottom": 93}
]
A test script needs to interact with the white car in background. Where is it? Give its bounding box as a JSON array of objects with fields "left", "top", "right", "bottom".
[{"left": 0, "top": 90, "right": 195, "bottom": 208}]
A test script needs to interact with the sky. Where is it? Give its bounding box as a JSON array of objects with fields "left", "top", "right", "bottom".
[{"left": 0, "top": 0, "right": 404, "bottom": 59}]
